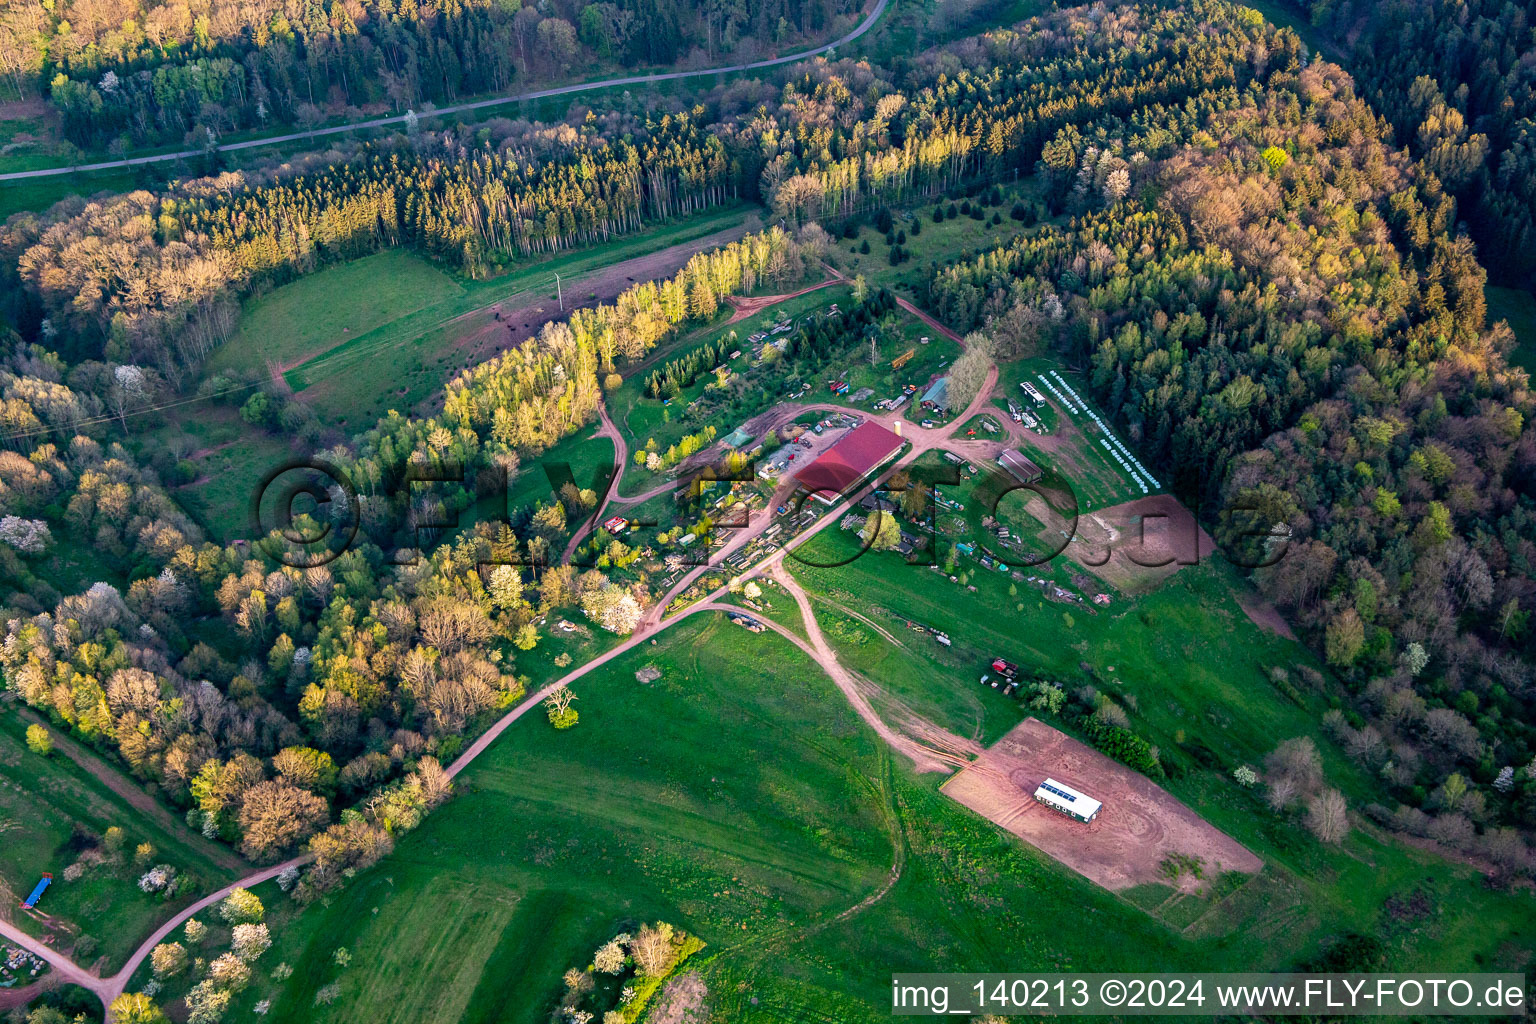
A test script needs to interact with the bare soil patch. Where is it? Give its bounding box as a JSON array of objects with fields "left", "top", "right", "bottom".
[
  {"left": 447, "top": 220, "right": 763, "bottom": 370},
  {"left": 1067, "top": 493, "right": 1214, "bottom": 594},
  {"left": 650, "top": 972, "right": 710, "bottom": 1024},
  {"left": 942, "top": 717, "right": 1260, "bottom": 891},
  {"left": 1237, "top": 592, "right": 1296, "bottom": 639},
  {"left": 722, "top": 274, "right": 838, "bottom": 324}
]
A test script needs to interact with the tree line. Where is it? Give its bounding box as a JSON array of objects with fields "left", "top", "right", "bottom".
[
  {"left": 5, "top": 0, "right": 864, "bottom": 147},
  {"left": 1291, "top": 0, "right": 1536, "bottom": 288}
]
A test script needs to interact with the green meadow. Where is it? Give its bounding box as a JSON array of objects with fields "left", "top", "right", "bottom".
[
  {"left": 145, "top": 596, "right": 1533, "bottom": 1023},
  {"left": 1487, "top": 285, "right": 1536, "bottom": 375},
  {"left": 0, "top": 715, "right": 239, "bottom": 970}
]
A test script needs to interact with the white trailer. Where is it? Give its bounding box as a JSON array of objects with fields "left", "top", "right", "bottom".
[{"left": 1033, "top": 777, "right": 1102, "bottom": 823}]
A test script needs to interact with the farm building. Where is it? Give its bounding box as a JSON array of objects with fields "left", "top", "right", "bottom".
[
  {"left": 602, "top": 516, "right": 628, "bottom": 534},
  {"left": 793, "top": 421, "right": 906, "bottom": 505},
  {"left": 998, "top": 450, "right": 1044, "bottom": 485},
  {"left": 920, "top": 376, "right": 951, "bottom": 412},
  {"left": 1033, "top": 778, "right": 1102, "bottom": 822}
]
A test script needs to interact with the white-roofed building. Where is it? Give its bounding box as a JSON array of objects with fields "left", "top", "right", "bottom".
[{"left": 1032, "top": 777, "right": 1102, "bottom": 822}]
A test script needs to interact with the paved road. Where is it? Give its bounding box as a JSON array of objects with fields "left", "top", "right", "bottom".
[{"left": 0, "top": 0, "right": 889, "bottom": 183}]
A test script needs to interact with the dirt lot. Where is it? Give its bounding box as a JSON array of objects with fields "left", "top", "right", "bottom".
[
  {"left": 942, "top": 717, "right": 1260, "bottom": 891},
  {"left": 1067, "top": 493, "right": 1215, "bottom": 593}
]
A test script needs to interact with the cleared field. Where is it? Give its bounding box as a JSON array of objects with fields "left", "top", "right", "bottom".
[
  {"left": 996, "top": 357, "right": 1157, "bottom": 510},
  {"left": 943, "top": 717, "right": 1261, "bottom": 891},
  {"left": 145, "top": 406, "right": 297, "bottom": 543},
  {"left": 831, "top": 183, "right": 1046, "bottom": 294},
  {"left": 283, "top": 208, "right": 756, "bottom": 425},
  {"left": 328, "top": 874, "right": 520, "bottom": 1024}
]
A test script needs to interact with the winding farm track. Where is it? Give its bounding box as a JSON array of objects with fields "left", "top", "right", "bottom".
[
  {"left": 2, "top": 272, "right": 993, "bottom": 1021},
  {"left": 0, "top": 0, "right": 889, "bottom": 183}
]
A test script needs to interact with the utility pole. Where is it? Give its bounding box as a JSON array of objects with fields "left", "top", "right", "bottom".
[{"left": 554, "top": 272, "right": 563, "bottom": 311}]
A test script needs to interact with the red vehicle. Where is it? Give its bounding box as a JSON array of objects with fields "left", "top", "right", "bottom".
[{"left": 991, "top": 658, "right": 1019, "bottom": 678}]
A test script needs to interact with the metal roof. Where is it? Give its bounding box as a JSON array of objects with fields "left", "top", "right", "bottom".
[
  {"left": 1033, "top": 777, "right": 1102, "bottom": 819},
  {"left": 793, "top": 421, "right": 905, "bottom": 504},
  {"left": 921, "top": 376, "right": 950, "bottom": 408}
]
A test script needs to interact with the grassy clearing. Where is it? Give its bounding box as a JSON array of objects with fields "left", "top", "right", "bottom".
[
  {"left": 0, "top": 168, "right": 145, "bottom": 220},
  {"left": 830, "top": 182, "right": 1044, "bottom": 294},
  {"left": 996, "top": 356, "right": 1158, "bottom": 510},
  {"left": 1488, "top": 285, "right": 1536, "bottom": 374},
  {"left": 280, "top": 206, "right": 755, "bottom": 425},
  {"left": 0, "top": 713, "right": 236, "bottom": 971},
  {"left": 169, "top": 598, "right": 1534, "bottom": 1022},
  {"left": 208, "top": 251, "right": 466, "bottom": 379},
  {"left": 450, "top": 429, "right": 618, "bottom": 543},
  {"left": 785, "top": 529, "right": 1535, "bottom": 961},
  {"left": 127, "top": 405, "right": 297, "bottom": 543}
]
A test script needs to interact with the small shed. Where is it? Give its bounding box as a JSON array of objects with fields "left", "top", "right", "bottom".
[
  {"left": 1033, "top": 778, "right": 1101, "bottom": 822},
  {"left": 921, "top": 376, "right": 951, "bottom": 411}
]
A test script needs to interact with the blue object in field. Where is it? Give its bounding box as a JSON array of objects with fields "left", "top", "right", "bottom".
[{"left": 21, "top": 874, "right": 51, "bottom": 909}]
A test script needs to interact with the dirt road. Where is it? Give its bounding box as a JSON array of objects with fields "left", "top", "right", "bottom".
[
  {"left": 13, "top": 709, "right": 246, "bottom": 874},
  {"left": 560, "top": 404, "right": 629, "bottom": 565}
]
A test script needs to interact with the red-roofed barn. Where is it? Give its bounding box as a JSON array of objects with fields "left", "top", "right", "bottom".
[{"left": 792, "top": 421, "right": 905, "bottom": 505}]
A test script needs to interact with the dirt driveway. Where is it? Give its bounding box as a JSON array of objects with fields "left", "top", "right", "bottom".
[{"left": 942, "top": 717, "right": 1260, "bottom": 891}]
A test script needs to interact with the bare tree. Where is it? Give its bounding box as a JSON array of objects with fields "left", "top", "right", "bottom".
[{"left": 1305, "top": 788, "right": 1348, "bottom": 843}]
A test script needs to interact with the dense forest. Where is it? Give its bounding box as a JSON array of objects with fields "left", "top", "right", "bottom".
[
  {"left": 1290, "top": 0, "right": 1536, "bottom": 288},
  {"left": 924, "top": 11, "right": 1536, "bottom": 865},
  {"left": 2, "top": 0, "right": 1535, "bottom": 914},
  {"left": 0, "top": 0, "right": 864, "bottom": 145}
]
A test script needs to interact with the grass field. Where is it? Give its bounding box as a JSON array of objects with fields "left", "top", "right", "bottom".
[
  {"left": 782, "top": 529, "right": 1536, "bottom": 963},
  {"left": 0, "top": 713, "right": 237, "bottom": 971},
  {"left": 451, "top": 428, "right": 618, "bottom": 544},
  {"left": 276, "top": 207, "right": 755, "bottom": 425},
  {"left": 1488, "top": 285, "right": 1536, "bottom": 374},
  {"left": 831, "top": 182, "right": 1046, "bottom": 296},
  {"left": 994, "top": 357, "right": 1159, "bottom": 510},
  {"left": 208, "top": 251, "right": 467, "bottom": 380},
  {"left": 126, "top": 405, "right": 298, "bottom": 544},
  {"left": 147, "top": 597, "right": 1534, "bottom": 1022}
]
